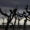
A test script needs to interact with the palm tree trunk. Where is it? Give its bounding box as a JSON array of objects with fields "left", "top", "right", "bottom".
[
  {"left": 5, "top": 14, "right": 12, "bottom": 30},
  {"left": 23, "top": 17, "right": 27, "bottom": 30}
]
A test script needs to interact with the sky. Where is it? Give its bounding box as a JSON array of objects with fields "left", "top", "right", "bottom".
[
  {"left": 0, "top": 0, "right": 30, "bottom": 25},
  {"left": 0, "top": 8, "right": 27, "bottom": 18},
  {"left": 0, "top": 17, "right": 30, "bottom": 25},
  {"left": 0, "top": 0, "right": 30, "bottom": 8}
]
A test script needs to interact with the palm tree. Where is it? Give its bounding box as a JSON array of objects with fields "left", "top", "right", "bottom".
[
  {"left": 5, "top": 8, "right": 17, "bottom": 30},
  {"left": 23, "top": 4, "right": 28, "bottom": 30}
]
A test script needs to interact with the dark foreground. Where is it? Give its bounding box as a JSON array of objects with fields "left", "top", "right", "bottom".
[{"left": 0, "top": 25, "right": 30, "bottom": 30}]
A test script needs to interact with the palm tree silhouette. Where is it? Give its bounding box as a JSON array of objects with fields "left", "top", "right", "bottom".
[
  {"left": 0, "top": 8, "right": 17, "bottom": 30},
  {"left": 23, "top": 4, "right": 29, "bottom": 30}
]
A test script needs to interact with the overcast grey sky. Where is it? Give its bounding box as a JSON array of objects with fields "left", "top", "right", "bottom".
[
  {"left": 0, "top": 0, "right": 30, "bottom": 8},
  {"left": 0, "top": 0, "right": 30, "bottom": 18}
]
